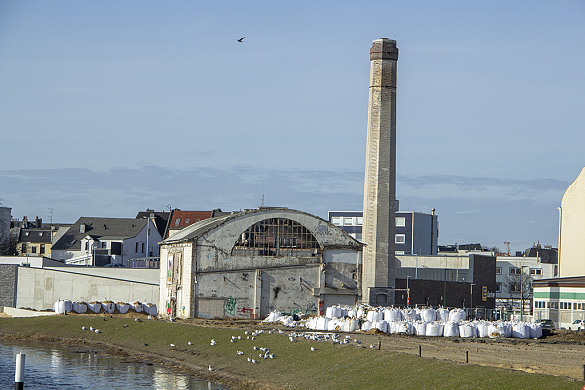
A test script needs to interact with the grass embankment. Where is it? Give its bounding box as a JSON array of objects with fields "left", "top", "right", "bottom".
[{"left": 0, "top": 315, "right": 582, "bottom": 390}]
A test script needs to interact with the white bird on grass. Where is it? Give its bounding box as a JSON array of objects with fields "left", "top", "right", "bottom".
[
  {"left": 311, "top": 347, "right": 317, "bottom": 351},
  {"left": 237, "top": 351, "right": 244, "bottom": 355},
  {"left": 210, "top": 339, "right": 217, "bottom": 346},
  {"left": 247, "top": 357, "right": 251, "bottom": 362},
  {"left": 81, "top": 326, "right": 87, "bottom": 330},
  {"left": 369, "top": 344, "right": 375, "bottom": 349},
  {"left": 94, "top": 329, "right": 101, "bottom": 334},
  {"left": 170, "top": 343, "right": 175, "bottom": 347},
  {"left": 208, "top": 365, "right": 213, "bottom": 371},
  {"left": 251, "top": 359, "right": 258, "bottom": 364},
  {"left": 188, "top": 342, "right": 192, "bottom": 346}
]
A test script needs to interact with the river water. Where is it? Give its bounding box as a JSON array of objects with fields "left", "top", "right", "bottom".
[{"left": 0, "top": 340, "right": 227, "bottom": 389}]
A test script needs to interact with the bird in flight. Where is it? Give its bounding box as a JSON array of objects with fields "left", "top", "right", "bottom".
[{"left": 237, "top": 37, "right": 245, "bottom": 42}]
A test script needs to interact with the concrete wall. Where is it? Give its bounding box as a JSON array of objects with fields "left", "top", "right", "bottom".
[
  {"left": 559, "top": 167, "right": 585, "bottom": 277},
  {"left": 15, "top": 266, "right": 159, "bottom": 310}
]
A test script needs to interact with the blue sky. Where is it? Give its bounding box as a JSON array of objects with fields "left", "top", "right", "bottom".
[{"left": 1, "top": 1, "right": 583, "bottom": 252}]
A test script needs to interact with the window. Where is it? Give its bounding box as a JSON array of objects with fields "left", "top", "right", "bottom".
[
  {"left": 31, "top": 246, "right": 37, "bottom": 253},
  {"left": 142, "top": 243, "right": 145, "bottom": 253},
  {"left": 496, "top": 267, "right": 501, "bottom": 275},
  {"left": 24, "top": 232, "right": 29, "bottom": 236},
  {"left": 185, "top": 219, "right": 190, "bottom": 224},
  {"left": 395, "top": 234, "right": 406, "bottom": 244},
  {"left": 356, "top": 217, "right": 363, "bottom": 226},
  {"left": 509, "top": 267, "right": 522, "bottom": 275},
  {"left": 495, "top": 283, "right": 501, "bottom": 292},
  {"left": 344, "top": 217, "right": 353, "bottom": 226},
  {"left": 21, "top": 243, "right": 26, "bottom": 252},
  {"left": 395, "top": 251, "right": 405, "bottom": 255},
  {"left": 233, "top": 218, "right": 321, "bottom": 257},
  {"left": 331, "top": 217, "right": 341, "bottom": 226},
  {"left": 530, "top": 268, "right": 542, "bottom": 275},
  {"left": 85, "top": 241, "right": 89, "bottom": 251},
  {"left": 356, "top": 233, "right": 362, "bottom": 241},
  {"left": 102, "top": 242, "right": 107, "bottom": 249},
  {"left": 396, "top": 217, "right": 406, "bottom": 227},
  {"left": 40, "top": 244, "right": 45, "bottom": 254},
  {"left": 135, "top": 242, "right": 139, "bottom": 252},
  {"left": 175, "top": 218, "right": 181, "bottom": 226},
  {"left": 509, "top": 283, "right": 520, "bottom": 292},
  {"left": 38, "top": 232, "right": 43, "bottom": 236}
]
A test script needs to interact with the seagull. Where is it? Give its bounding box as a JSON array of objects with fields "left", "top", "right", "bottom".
[
  {"left": 369, "top": 344, "right": 375, "bottom": 349},
  {"left": 251, "top": 359, "right": 258, "bottom": 364},
  {"left": 208, "top": 365, "right": 213, "bottom": 371},
  {"left": 237, "top": 37, "right": 245, "bottom": 42},
  {"left": 89, "top": 326, "right": 95, "bottom": 331},
  {"left": 94, "top": 329, "right": 101, "bottom": 334},
  {"left": 188, "top": 342, "right": 193, "bottom": 346},
  {"left": 210, "top": 339, "right": 217, "bottom": 346},
  {"left": 81, "top": 326, "right": 87, "bottom": 330},
  {"left": 253, "top": 346, "right": 259, "bottom": 350},
  {"left": 311, "top": 347, "right": 317, "bottom": 351},
  {"left": 231, "top": 339, "right": 237, "bottom": 343},
  {"left": 170, "top": 343, "right": 176, "bottom": 347},
  {"left": 237, "top": 351, "right": 244, "bottom": 355},
  {"left": 144, "top": 343, "right": 149, "bottom": 347},
  {"left": 247, "top": 357, "right": 251, "bottom": 362},
  {"left": 135, "top": 318, "right": 142, "bottom": 322},
  {"left": 123, "top": 324, "right": 129, "bottom": 328}
]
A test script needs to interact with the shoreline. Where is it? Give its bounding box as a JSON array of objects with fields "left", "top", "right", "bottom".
[
  {"left": 1, "top": 315, "right": 584, "bottom": 390},
  {"left": 0, "top": 331, "right": 268, "bottom": 390}
]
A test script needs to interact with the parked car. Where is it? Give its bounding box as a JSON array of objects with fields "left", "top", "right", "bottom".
[
  {"left": 569, "top": 319, "right": 585, "bottom": 331},
  {"left": 535, "top": 319, "right": 555, "bottom": 335}
]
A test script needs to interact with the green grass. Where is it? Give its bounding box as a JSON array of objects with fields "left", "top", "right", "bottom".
[{"left": 0, "top": 315, "right": 582, "bottom": 390}]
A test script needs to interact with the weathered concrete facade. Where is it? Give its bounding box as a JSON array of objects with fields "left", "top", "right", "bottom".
[
  {"left": 362, "top": 38, "right": 398, "bottom": 305},
  {"left": 558, "top": 167, "right": 585, "bottom": 277},
  {"left": 159, "top": 208, "right": 362, "bottom": 319}
]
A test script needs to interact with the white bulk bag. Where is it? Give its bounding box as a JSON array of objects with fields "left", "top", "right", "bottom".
[
  {"left": 63, "top": 300, "right": 72, "bottom": 313},
  {"left": 476, "top": 321, "right": 490, "bottom": 338},
  {"left": 396, "top": 322, "right": 413, "bottom": 335},
  {"left": 116, "top": 302, "right": 130, "bottom": 314},
  {"left": 436, "top": 308, "right": 449, "bottom": 322},
  {"left": 421, "top": 308, "right": 437, "bottom": 323},
  {"left": 448, "top": 309, "right": 466, "bottom": 323},
  {"left": 426, "top": 322, "right": 443, "bottom": 336},
  {"left": 316, "top": 317, "right": 328, "bottom": 331},
  {"left": 512, "top": 323, "right": 530, "bottom": 339},
  {"left": 72, "top": 301, "right": 87, "bottom": 314},
  {"left": 101, "top": 301, "right": 115, "bottom": 314},
  {"left": 87, "top": 301, "right": 101, "bottom": 313},
  {"left": 414, "top": 322, "right": 427, "bottom": 336},
  {"left": 459, "top": 323, "right": 476, "bottom": 338},
  {"left": 131, "top": 302, "right": 143, "bottom": 313},
  {"left": 367, "top": 310, "right": 380, "bottom": 323},
  {"left": 361, "top": 321, "right": 372, "bottom": 331},
  {"left": 403, "top": 309, "right": 419, "bottom": 322},
  {"left": 374, "top": 320, "right": 388, "bottom": 333},
  {"left": 143, "top": 303, "right": 157, "bottom": 316},
  {"left": 325, "top": 306, "right": 334, "bottom": 319},
  {"left": 531, "top": 323, "right": 543, "bottom": 339},
  {"left": 443, "top": 322, "right": 459, "bottom": 337},
  {"left": 54, "top": 300, "right": 64, "bottom": 314}
]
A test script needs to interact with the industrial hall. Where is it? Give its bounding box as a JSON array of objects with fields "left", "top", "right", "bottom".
[{"left": 158, "top": 207, "right": 363, "bottom": 319}]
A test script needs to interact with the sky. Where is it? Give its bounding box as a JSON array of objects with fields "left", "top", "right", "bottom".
[{"left": 1, "top": 1, "right": 584, "bottom": 253}]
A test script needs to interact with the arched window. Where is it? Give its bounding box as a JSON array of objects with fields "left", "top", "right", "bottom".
[{"left": 232, "top": 218, "right": 321, "bottom": 257}]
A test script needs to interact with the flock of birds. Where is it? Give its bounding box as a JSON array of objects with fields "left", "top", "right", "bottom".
[{"left": 80, "top": 317, "right": 379, "bottom": 374}]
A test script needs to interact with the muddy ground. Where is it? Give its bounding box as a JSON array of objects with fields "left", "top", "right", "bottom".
[{"left": 179, "top": 317, "right": 585, "bottom": 381}]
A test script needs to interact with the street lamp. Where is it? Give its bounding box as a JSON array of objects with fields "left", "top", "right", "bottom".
[
  {"left": 470, "top": 283, "right": 475, "bottom": 317},
  {"left": 520, "top": 265, "right": 529, "bottom": 321},
  {"left": 406, "top": 276, "right": 411, "bottom": 306}
]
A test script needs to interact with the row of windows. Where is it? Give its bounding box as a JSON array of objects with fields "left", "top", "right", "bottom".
[
  {"left": 20, "top": 243, "right": 46, "bottom": 254},
  {"left": 534, "top": 301, "right": 585, "bottom": 310},
  {"left": 495, "top": 266, "right": 542, "bottom": 276},
  {"left": 332, "top": 216, "right": 406, "bottom": 227}
]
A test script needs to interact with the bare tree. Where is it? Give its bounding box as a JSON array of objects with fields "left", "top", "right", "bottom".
[{"left": 503, "top": 263, "right": 533, "bottom": 313}]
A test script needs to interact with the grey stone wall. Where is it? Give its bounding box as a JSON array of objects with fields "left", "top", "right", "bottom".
[{"left": 0, "top": 264, "right": 18, "bottom": 307}]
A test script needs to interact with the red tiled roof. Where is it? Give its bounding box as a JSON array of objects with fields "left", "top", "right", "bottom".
[{"left": 167, "top": 210, "right": 213, "bottom": 237}]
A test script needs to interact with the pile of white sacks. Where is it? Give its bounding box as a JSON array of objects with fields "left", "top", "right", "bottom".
[
  {"left": 265, "top": 304, "right": 543, "bottom": 339},
  {"left": 54, "top": 299, "right": 157, "bottom": 316}
]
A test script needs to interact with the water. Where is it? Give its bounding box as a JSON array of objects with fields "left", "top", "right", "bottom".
[{"left": 0, "top": 340, "right": 228, "bottom": 389}]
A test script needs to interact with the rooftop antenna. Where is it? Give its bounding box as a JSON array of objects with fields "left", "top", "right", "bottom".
[
  {"left": 49, "top": 208, "right": 54, "bottom": 228},
  {"left": 261, "top": 183, "right": 265, "bottom": 206},
  {"left": 504, "top": 241, "right": 510, "bottom": 256}
]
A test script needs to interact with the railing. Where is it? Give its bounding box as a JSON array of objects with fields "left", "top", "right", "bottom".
[{"left": 127, "top": 257, "right": 160, "bottom": 269}]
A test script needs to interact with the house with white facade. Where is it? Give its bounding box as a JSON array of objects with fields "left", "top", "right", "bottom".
[{"left": 51, "top": 217, "right": 162, "bottom": 266}]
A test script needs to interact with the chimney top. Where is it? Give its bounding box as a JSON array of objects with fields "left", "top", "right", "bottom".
[{"left": 370, "top": 38, "right": 398, "bottom": 61}]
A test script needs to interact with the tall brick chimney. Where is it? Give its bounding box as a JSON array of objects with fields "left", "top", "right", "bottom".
[{"left": 362, "top": 38, "right": 398, "bottom": 306}]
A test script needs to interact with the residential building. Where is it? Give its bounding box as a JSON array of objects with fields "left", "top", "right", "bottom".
[
  {"left": 165, "top": 209, "right": 221, "bottom": 238},
  {"left": 328, "top": 209, "right": 439, "bottom": 255},
  {"left": 51, "top": 217, "right": 162, "bottom": 266},
  {"left": 0, "top": 206, "right": 11, "bottom": 254}
]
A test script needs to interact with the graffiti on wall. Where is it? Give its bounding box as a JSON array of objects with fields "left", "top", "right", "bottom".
[{"left": 224, "top": 297, "right": 254, "bottom": 318}]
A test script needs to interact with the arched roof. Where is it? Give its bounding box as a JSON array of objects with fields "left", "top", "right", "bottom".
[{"left": 161, "top": 207, "right": 362, "bottom": 251}]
